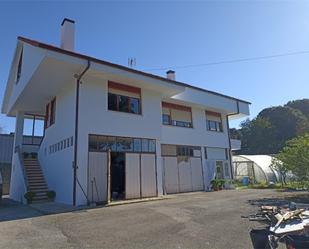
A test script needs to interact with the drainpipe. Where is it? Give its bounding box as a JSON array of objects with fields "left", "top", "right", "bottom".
[
  {"left": 226, "top": 100, "right": 240, "bottom": 180},
  {"left": 73, "top": 60, "right": 90, "bottom": 206}
]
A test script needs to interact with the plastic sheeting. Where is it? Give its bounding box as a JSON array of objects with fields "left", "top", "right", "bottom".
[{"left": 233, "top": 155, "right": 279, "bottom": 183}]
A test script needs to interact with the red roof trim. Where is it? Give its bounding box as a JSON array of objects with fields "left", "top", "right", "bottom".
[{"left": 18, "top": 36, "right": 251, "bottom": 105}]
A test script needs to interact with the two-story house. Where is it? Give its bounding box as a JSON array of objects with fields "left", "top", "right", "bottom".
[{"left": 2, "top": 19, "right": 250, "bottom": 206}]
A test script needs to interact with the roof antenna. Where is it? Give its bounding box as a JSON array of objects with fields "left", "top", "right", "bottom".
[{"left": 128, "top": 57, "right": 136, "bottom": 68}]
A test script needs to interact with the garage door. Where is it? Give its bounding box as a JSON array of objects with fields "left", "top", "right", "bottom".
[
  {"left": 141, "top": 154, "right": 157, "bottom": 198},
  {"left": 163, "top": 155, "right": 204, "bottom": 194},
  {"left": 125, "top": 153, "right": 157, "bottom": 199},
  {"left": 163, "top": 157, "right": 178, "bottom": 194},
  {"left": 126, "top": 153, "right": 141, "bottom": 199},
  {"left": 88, "top": 152, "right": 108, "bottom": 203}
]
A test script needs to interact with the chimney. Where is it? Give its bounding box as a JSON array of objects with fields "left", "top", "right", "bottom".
[
  {"left": 166, "top": 70, "right": 176, "bottom": 81},
  {"left": 61, "top": 18, "right": 75, "bottom": 51}
]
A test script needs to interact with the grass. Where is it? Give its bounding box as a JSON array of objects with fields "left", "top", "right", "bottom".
[{"left": 234, "top": 180, "right": 309, "bottom": 190}]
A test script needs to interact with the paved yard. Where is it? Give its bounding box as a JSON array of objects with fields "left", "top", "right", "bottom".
[{"left": 0, "top": 189, "right": 304, "bottom": 249}]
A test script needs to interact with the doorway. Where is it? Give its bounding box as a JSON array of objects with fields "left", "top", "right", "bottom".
[{"left": 110, "top": 152, "right": 126, "bottom": 201}]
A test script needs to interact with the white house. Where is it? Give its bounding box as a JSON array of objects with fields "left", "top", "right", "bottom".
[{"left": 2, "top": 18, "right": 250, "bottom": 206}]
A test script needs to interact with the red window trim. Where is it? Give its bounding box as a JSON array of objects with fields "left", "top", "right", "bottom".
[
  {"left": 205, "top": 110, "right": 221, "bottom": 117},
  {"left": 50, "top": 98, "right": 56, "bottom": 125},
  {"left": 108, "top": 81, "right": 141, "bottom": 95},
  {"left": 162, "top": 102, "right": 191, "bottom": 112},
  {"left": 44, "top": 98, "right": 56, "bottom": 129},
  {"left": 44, "top": 103, "right": 50, "bottom": 129}
]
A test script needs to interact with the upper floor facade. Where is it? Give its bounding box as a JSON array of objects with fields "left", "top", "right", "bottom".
[{"left": 2, "top": 35, "right": 250, "bottom": 151}]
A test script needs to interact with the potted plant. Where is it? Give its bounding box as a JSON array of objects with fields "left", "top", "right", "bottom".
[
  {"left": 24, "top": 191, "right": 35, "bottom": 204},
  {"left": 218, "top": 179, "right": 226, "bottom": 190},
  {"left": 211, "top": 179, "right": 220, "bottom": 191},
  {"left": 46, "top": 190, "right": 56, "bottom": 201},
  {"left": 23, "top": 152, "right": 29, "bottom": 159},
  {"left": 30, "top": 152, "right": 37, "bottom": 159}
]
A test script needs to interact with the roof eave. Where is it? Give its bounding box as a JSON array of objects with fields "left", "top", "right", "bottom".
[{"left": 17, "top": 36, "right": 251, "bottom": 105}]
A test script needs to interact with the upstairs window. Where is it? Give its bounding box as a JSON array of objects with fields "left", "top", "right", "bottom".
[
  {"left": 162, "top": 102, "right": 192, "bottom": 128},
  {"left": 206, "top": 111, "right": 223, "bottom": 132},
  {"left": 16, "top": 49, "right": 23, "bottom": 84},
  {"left": 108, "top": 81, "right": 141, "bottom": 114},
  {"left": 45, "top": 98, "right": 56, "bottom": 129}
]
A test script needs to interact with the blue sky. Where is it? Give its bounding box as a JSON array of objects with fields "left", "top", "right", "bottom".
[{"left": 0, "top": 1, "right": 309, "bottom": 134}]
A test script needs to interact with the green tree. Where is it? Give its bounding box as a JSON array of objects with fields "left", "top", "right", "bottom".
[
  {"left": 286, "top": 99, "right": 309, "bottom": 118},
  {"left": 271, "top": 157, "right": 288, "bottom": 187},
  {"left": 236, "top": 99, "right": 309, "bottom": 155},
  {"left": 276, "top": 134, "right": 309, "bottom": 182},
  {"left": 239, "top": 117, "right": 276, "bottom": 154}
]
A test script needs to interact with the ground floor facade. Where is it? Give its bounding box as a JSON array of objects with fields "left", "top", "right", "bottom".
[{"left": 83, "top": 133, "right": 232, "bottom": 205}]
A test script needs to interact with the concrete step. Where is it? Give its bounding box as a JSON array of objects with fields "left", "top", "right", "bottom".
[
  {"left": 28, "top": 183, "right": 47, "bottom": 187},
  {"left": 28, "top": 187, "right": 48, "bottom": 192}
]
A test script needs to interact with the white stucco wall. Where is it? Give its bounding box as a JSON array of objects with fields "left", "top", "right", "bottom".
[
  {"left": 161, "top": 108, "right": 230, "bottom": 148},
  {"left": 7, "top": 44, "right": 45, "bottom": 114},
  {"left": 9, "top": 153, "right": 27, "bottom": 203},
  {"left": 76, "top": 76, "right": 163, "bottom": 205},
  {"left": 38, "top": 83, "right": 75, "bottom": 205}
]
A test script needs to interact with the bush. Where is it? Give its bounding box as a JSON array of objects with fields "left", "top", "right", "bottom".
[
  {"left": 22, "top": 152, "right": 29, "bottom": 159},
  {"left": 211, "top": 179, "right": 226, "bottom": 191},
  {"left": 24, "top": 191, "right": 35, "bottom": 204},
  {"left": 30, "top": 152, "right": 37, "bottom": 159},
  {"left": 46, "top": 190, "right": 56, "bottom": 200}
]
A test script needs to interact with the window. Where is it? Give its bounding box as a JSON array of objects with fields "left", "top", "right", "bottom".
[
  {"left": 162, "top": 114, "right": 171, "bottom": 125},
  {"left": 89, "top": 135, "right": 155, "bottom": 153},
  {"left": 108, "top": 81, "right": 141, "bottom": 114},
  {"left": 108, "top": 93, "right": 118, "bottom": 111},
  {"left": 216, "top": 161, "right": 224, "bottom": 179},
  {"left": 133, "top": 138, "right": 142, "bottom": 152},
  {"left": 149, "top": 140, "right": 156, "bottom": 153},
  {"left": 45, "top": 98, "right": 56, "bottom": 129},
  {"left": 161, "top": 144, "right": 201, "bottom": 158},
  {"left": 162, "top": 102, "right": 192, "bottom": 128},
  {"left": 206, "top": 111, "right": 223, "bottom": 132},
  {"left": 116, "top": 137, "right": 133, "bottom": 152},
  {"left": 16, "top": 49, "right": 23, "bottom": 84}
]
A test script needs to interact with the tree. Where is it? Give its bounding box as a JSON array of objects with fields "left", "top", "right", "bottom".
[
  {"left": 275, "top": 133, "right": 309, "bottom": 182},
  {"left": 235, "top": 99, "right": 309, "bottom": 155},
  {"left": 238, "top": 117, "right": 276, "bottom": 154},
  {"left": 271, "top": 157, "right": 288, "bottom": 187},
  {"left": 286, "top": 99, "right": 309, "bottom": 118}
]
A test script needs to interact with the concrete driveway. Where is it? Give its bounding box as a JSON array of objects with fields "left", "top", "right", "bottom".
[{"left": 0, "top": 189, "right": 300, "bottom": 249}]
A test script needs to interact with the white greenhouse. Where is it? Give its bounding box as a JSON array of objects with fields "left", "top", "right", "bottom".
[{"left": 232, "top": 155, "right": 280, "bottom": 183}]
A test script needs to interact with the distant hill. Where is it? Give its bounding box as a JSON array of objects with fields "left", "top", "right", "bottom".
[{"left": 231, "top": 98, "right": 309, "bottom": 155}]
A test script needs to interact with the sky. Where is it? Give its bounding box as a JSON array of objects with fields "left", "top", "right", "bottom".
[{"left": 0, "top": 0, "right": 309, "bottom": 135}]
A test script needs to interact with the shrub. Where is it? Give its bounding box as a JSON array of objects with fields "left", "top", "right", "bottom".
[
  {"left": 22, "top": 152, "right": 29, "bottom": 159},
  {"left": 24, "top": 191, "right": 35, "bottom": 204},
  {"left": 46, "top": 190, "right": 56, "bottom": 200},
  {"left": 211, "top": 179, "right": 226, "bottom": 191},
  {"left": 30, "top": 152, "right": 37, "bottom": 159}
]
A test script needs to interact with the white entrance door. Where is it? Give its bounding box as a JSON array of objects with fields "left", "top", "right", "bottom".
[{"left": 88, "top": 152, "right": 108, "bottom": 203}]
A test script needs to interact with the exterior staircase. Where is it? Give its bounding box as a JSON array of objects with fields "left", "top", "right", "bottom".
[{"left": 23, "top": 157, "right": 50, "bottom": 203}]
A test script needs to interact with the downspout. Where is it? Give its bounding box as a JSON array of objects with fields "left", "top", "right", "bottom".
[
  {"left": 226, "top": 100, "right": 240, "bottom": 180},
  {"left": 73, "top": 60, "right": 90, "bottom": 206}
]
